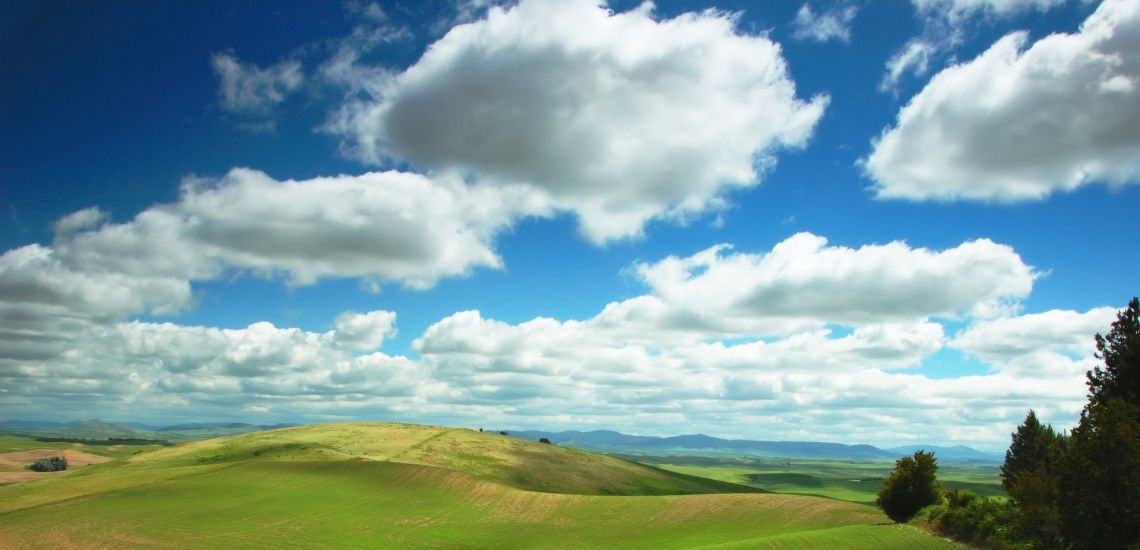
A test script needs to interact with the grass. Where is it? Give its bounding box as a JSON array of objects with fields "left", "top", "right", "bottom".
[
  {"left": 0, "top": 434, "right": 165, "bottom": 459},
  {"left": 0, "top": 422, "right": 964, "bottom": 549},
  {"left": 640, "top": 455, "right": 1005, "bottom": 505}
]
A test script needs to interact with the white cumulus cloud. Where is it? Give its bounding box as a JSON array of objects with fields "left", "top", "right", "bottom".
[
  {"left": 632, "top": 232, "right": 1037, "bottom": 328},
  {"left": 866, "top": 0, "right": 1140, "bottom": 200},
  {"left": 951, "top": 306, "right": 1120, "bottom": 362},
  {"left": 53, "top": 168, "right": 550, "bottom": 289},
  {"left": 0, "top": 311, "right": 421, "bottom": 420},
  {"left": 327, "top": 0, "right": 828, "bottom": 243}
]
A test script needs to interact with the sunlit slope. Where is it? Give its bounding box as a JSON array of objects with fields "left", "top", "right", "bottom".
[
  {"left": 0, "top": 459, "right": 956, "bottom": 549},
  {"left": 127, "top": 422, "right": 755, "bottom": 495}
]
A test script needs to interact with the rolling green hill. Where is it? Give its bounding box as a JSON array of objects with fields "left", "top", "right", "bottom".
[{"left": 0, "top": 422, "right": 962, "bottom": 549}]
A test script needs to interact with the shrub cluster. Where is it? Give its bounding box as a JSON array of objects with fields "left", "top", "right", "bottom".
[
  {"left": 26, "top": 456, "right": 68, "bottom": 472},
  {"left": 929, "top": 490, "right": 1018, "bottom": 549}
]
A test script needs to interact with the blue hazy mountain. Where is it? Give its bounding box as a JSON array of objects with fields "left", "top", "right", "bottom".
[{"left": 512, "top": 429, "right": 1002, "bottom": 462}]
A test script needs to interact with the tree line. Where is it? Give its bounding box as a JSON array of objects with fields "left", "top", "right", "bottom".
[{"left": 877, "top": 297, "right": 1140, "bottom": 549}]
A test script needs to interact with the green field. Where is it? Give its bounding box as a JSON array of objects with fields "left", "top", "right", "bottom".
[
  {"left": 640, "top": 455, "right": 1004, "bottom": 505},
  {"left": 0, "top": 434, "right": 165, "bottom": 458},
  {"left": 0, "top": 423, "right": 963, "bottom": 549}
]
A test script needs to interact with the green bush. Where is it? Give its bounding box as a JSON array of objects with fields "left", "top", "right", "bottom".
[
  {"left": 931, "top": 489, "right": 1019, "bottom": 549},
  {"left": 26, "top": 456, "right": 68, "bottom": 472},
  {"left": 877, "top": 450, "right": 941, "bottom": 523}
]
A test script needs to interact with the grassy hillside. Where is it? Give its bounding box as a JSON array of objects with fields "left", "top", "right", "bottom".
[
  {"left": 0, "top": 422, "right": 963, "bottom": 549},
  {"left": 0, "top": 434, "right": 167, "bottom": 486},
  {"left": 126, "top": 422, "right": 753, "bottom": 495}
]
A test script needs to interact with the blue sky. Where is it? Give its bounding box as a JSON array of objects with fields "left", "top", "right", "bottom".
[{"left": 2, "top": 0, "right": 1138, "bottom": 449}]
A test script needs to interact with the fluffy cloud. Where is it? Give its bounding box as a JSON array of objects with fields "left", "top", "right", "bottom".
[
  {"left": 0, "top": 163, "right": 549, "bottom": 416},
  {"left": 866, "top": 0, "right": 1140, "bottom": 200},
  {"left": 211, "top": 53, "right": 303, "bottom": 115},
  {"left": 0, "top": 244, "right": 191, "bottom": 364},
  {"left": 0, "top": 244, "right": 190, "bottom": 322},
  {"left": 409, "top": 303, "right": 1088, "bottom": 446},
  {"left": 414, "top": 309, "right": 945, "bottom": 403},
  {"left": 396, "top": 234, "right": 1071, "bottom": 446},
  {"left": 792, "top": 3, "right": 858, "bottom": 43},
  {"left": 1, "top": 311, "right": 422, "bottom": 419},
  {"left": 912, "top": 0, "right": 1066, "bottom": 21},
  {"left": 54, "top": 168, "right": 549, "bottom": 289},
  {"left": 951, "top": 307, "right": 1119, "bottom": 363},
  {"left": 632, "top": 233, "right": 1036, "bottom": 329},
  {"left": 0, "top": 232, "right": 1095, "bottom": 447},
  {"left": 332, "top": 310, "right": 398, "bottom": 351},
  {"left": 328, "top": 0, "right": 827, "bottom": 242}
]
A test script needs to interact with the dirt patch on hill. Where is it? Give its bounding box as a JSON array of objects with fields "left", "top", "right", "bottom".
[
  {"left": 0, "top": 449, "right": 110, "bottom": 469},
  {"left": 0, "top": 449, "right": 110, "bottom": 484}
]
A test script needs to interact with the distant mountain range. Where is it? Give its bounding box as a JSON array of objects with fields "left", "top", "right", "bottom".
[
  {"left": 0, "top": 419, "right": 1003, "bottom": 462},
  {"left": 511, "top": 429, "right": 1003, "bottom": 462},
  {"left": 0, "top": 419, "right": 296, "bottom": 442}
]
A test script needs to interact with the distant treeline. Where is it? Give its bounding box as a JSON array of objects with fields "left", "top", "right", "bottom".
[{"left": 33, "top": 436, "right": 171, "bottom": 446}]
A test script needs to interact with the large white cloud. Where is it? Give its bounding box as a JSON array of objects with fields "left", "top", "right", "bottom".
[
  {"left": 408, "top": 304, "right": 1088, "bottom": 447},
  {"left": 632, "top": 233, "right": 1036, "bottom": 328},
  {"left": 327, "top": 0, "right": 827, "bottom": 242},
  {"left": 395, "top": 234, "right": 1070, "bottom": 446},
  {"left": 866, "top": 0, "right": 1140, "bottom": 200},
  {"left": 0, "top": 311, "right": 424, "bottom": 420},
  {"left": 0, "top": 244, "right": 192, "bottom": 363},
  {"left": 952, "top": 307, "right": 1119, "bottom": 361},
  {"left": 414, "top": 309, "right": 945, "bottom": 402},
  {"left": 0, "top": 233, "right": 1097, "bottom": 448},
  {"left": 54, "top": 168, "right": 549, "bottom": 289},
  {"left": 1, "top": 167, "right": 547, "bottom": 370},
  {"left": 0, "top": 244, "right": 190, "bottom": 322}
]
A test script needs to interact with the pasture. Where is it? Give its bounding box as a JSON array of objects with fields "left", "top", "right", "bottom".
[
  {"left": 0, "top": 423, "right": 964, "bottom": 549},
  {"left": 642, "top": 455, "right": 1004, "bottom": 505}
]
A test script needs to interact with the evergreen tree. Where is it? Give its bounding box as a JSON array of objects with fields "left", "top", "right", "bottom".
[
  {"left": 1088, "top": 297, "right": 1140, "bottom": 406},
  {"left": 1060, "top": 398, "right": 1140, "bottom": 549},
  {"left": 1002, "top": 410, "right": 1066, "bottom": 548},
  {"left": 877, "top": 450, "right": 941, "bottom": 523},
  {"left": 1059, "top": 297, "right": 1140, "bottom": 549},
  {"left": 1001, "top": 410, "right": 1063, "bottom": 490}
]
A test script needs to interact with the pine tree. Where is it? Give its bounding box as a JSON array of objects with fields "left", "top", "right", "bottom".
[
  {"left": 1059, "top": 297, "right": 1140, "bottom": 549},
  {"left": 1001, "top": 410, "right": 1063, "bottom": 490},
  {"left": 1088, "top": 297, "right": 1140, "bottom": 406},
  {"left": 1002, "top": 410, "right": 1066, "bottom": 548}
]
